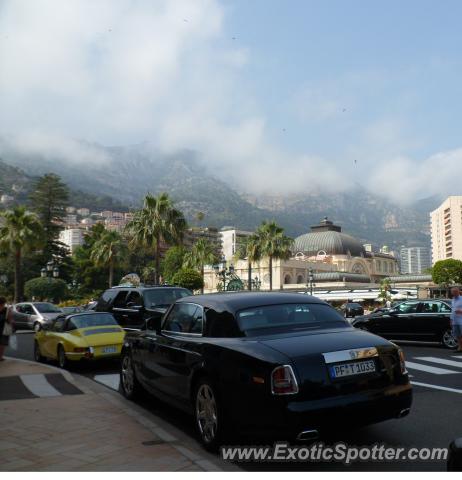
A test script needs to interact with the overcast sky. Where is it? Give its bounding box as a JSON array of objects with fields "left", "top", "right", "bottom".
[{"left": 1, "top": 0, "right": 462, "bottom": 202}]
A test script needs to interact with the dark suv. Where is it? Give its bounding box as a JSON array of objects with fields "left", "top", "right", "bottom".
[{"left": 95, "top": 286, "right": 192, "bottom": 329}]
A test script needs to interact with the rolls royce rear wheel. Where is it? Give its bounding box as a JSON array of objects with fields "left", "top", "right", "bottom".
[
  {"left": 442, "top": 329, "right": 458, "bottom": 350},
  {"left": 194, "top": 379, "right": 226, "bottom": 451},
  {"left": 120, "top": 351, "right": 143, "bottom": 400}
]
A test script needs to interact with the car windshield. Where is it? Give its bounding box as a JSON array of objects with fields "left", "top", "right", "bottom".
[
  {"left": 62, "top": 307, "right": 82, "bottom": 314},
  {"left": 144, "top": 288, "right": 192, "bottom": 308},
  {"left": 34, "top": 302, "right": 62, "bottom": 313},
  {"left": 68, "top": 313, "right": 118, "bottom": 330},
  {"left": 236, "top": 303, "right": 349, "bottom": 336}
]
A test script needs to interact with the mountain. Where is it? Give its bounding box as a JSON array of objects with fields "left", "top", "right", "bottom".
[{"left": 0, "top": 140, "right": 438, "bottom": 249}]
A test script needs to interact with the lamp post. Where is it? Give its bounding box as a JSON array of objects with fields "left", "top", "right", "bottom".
[
  {"left": 213, "top": 258, "right": 235, "bottom": 291},
  {"left": 307, "top": 268, "right": 315, "bottom": 296},
  {"left": 41, "top": 261, "right": 60, "bottom": 280}
]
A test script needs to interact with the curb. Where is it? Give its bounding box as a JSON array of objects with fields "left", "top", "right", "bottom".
[{"left": 4, "top": 356, "right": 238, "bottom": 472}]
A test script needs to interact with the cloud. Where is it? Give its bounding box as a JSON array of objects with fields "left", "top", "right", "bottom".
[{"left": 0, "top": 0, "right": 459, "bottom": 204}]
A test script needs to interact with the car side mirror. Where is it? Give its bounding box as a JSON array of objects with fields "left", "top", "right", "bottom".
[{"left": 145, "top": 316, "right": 162, "bottom": 334}]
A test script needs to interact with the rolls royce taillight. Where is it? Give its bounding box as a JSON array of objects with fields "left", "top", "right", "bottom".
[
  {"left": 271, "top": 365, "right": 299, "bottom": 395},
  {"left": 398, "top": 348, "right": 408, "bottom": 375}
]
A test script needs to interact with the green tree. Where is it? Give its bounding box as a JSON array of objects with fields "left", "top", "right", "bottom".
[
  {"left": 183, "top": 239, "right": 218, "bottom": 293},
  {"left": 235, "top": 234, "right": 262, "bottom": 291},
  {"left": 161, "top": 246, "right": 186, "bottom": 283},
  {"left": 0, "top": 206, "right": 44, "bottom": 302},
  {"left": 28, "top": 173, "right": 69, "bottom": 258},
  {"left": 90, "top": 229, "right": 127, "bottom": 288},
  {"left": 431, "top": 259, "right": 462, "bottom": 286},
  {"left": 255, "top": 221, "right": 293, "bottom": 291},
  {"left": 25, "top": 277, "right": 68, "bottom": 302},
  {"left": 126, "top": 193, "right": 187, "bottom": 283},
  {"left": 378, "top": 278, "right": 392, "bottom": 304},
  {"left": 172, "top": 268, "right": 204, "bottom": 291}
]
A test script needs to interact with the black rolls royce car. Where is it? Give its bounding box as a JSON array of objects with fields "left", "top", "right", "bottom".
[
  {"left": 120, "top": 292, "right": 412, "bottom": 450},
  {"left": 351, "top": 299, "right": 457, "bottom": 349}
]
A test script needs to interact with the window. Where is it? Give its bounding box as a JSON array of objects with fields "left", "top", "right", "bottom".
[
  {"left": 143, "top": 288, "right": 192, "bottom": 308},
  {"left": 112, "top": 291, "right": 129, "bottom": 308},
  {"left": 98, "top": 289, "right": 119, "bottom": 308},
  {"left": 162, "top": 303, "right": 203, "bottom": 334},
  {"left": 22, "top": 305, "right": 35, "bottom": 315},
  {"left": 34, "top": 303, "right": 61, "bottom": 314},
  {"left": 395, "top": 302, "right": 419, "bottom": 314},
  {"left": 53, "top": 317, "right": 66, "bottom": 332},
  {"left": 205, "top": 309, "right": 242, "bottom": 338},
  {"left": 126, "top": 291, "right": 142, "bottom": 308},
  {"left": 236, "top": 303, "right": 348, "bottom": 336},
  {"left": 440, "top": 302, "right": 451, "bottom": 313},
  {"left": 421, "top": 302, "right": 442, "bottom": 313},
  {"left": 67, "top": 313, "right": 118, "bottom": 330}
]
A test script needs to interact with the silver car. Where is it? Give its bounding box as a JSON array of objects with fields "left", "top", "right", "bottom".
[{"left": 12, "top": 302, "right": 63, "bottom": 331}]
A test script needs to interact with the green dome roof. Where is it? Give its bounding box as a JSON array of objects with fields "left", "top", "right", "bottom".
[{"left": 294, "top": 230, "right": 366, "bottom": 257}]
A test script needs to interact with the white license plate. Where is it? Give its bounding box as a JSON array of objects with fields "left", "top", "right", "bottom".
[
  {"left": 329, "top": 359, "right": 376, "bottom": 379},
  {"left": 101, "top": 346, "right": 117, "bottom": 354}
]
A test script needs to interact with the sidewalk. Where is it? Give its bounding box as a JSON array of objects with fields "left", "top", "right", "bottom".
[{"left": 0, "top": 358, "right": 235, "bottom": 471}]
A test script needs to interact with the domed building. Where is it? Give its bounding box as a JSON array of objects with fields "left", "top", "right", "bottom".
[{"left": 203, "top": 217, "right": 399, "bottom": 293}]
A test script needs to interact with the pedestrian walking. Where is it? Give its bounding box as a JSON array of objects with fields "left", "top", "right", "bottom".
[
  {"left": 450, "top": 287, "right": 462, "bottom": 353},
  {"left": 0, "top": 297, "right": 14, "bottom": 360}
]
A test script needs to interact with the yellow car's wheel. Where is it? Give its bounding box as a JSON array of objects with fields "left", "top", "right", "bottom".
[
  {"left": 57, "top": 345, "right": 67, "bottom": 369},
  {"left": 34, "top": 341, "right": 44, "bottom": 363}
]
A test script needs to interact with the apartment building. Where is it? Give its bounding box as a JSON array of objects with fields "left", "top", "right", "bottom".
[
  {"left": 430, "top": 196, "right": 462, "bottom": 263},
  {"left": 220, "top": 227, "right": 254, "bottom": 261},
  {"left": 400, "top": 246, "right": 432, "bottom": 274}
]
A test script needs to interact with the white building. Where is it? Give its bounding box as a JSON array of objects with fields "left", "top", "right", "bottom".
[
  {"left": 59, "top": 228, "right": 84, "bottom": 253},
  {"left": 430, "top": 196, "right": 462, "bottom": 263},
  {"left": 220, "top": 227, "right": 254, "bottom": 261},
  {"left": 400, "top": 246, "right": 431, "bottom": 274},
  {"left": 76, "top": 207, "right": 90, "bottom": 216}
]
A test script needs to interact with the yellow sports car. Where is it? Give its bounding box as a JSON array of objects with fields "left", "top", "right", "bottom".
[{"left": 34, "top": 312, "right": 125, "bottom": 369}]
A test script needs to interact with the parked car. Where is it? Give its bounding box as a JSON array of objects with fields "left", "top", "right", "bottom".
[
  {"left": 34, "top": 312, "right": 125, "bottom": 369},
  {"left": 341, "top": 302, "right": 364, "bottom": 318},
  {"left": 351, "top": 299, "right": 457, "bottom": 349},
  {"left": 120, "top": 292, "right": 412, "bottom": 450},
  {"left": 95, "top": 285, "right": 192, "bottom": 329},
  {"left": 11, "top": 302, "right": 63, "bottom": 331}
]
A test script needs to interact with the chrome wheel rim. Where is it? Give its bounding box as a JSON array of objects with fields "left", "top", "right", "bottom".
[
  {"left": 121, "top": 355, "right": 134, "bottom": 395},
  {"left": 196, "top": 384, "right": 218, "bottom": 444},
  {"left": 443, "top": 330, "right": 458, "bottom": 349},
  {"left": 34, "top": 323, "right": 40, "bottom": 332}
]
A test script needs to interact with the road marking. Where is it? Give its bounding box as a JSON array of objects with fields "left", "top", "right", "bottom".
[
  {"left": 415, "top": 356, "right": 462, "bottom": 368},
  {"left": 411, "top": 381, "right": 462, "bottom": 394},
  {"left": 404, "top": 361, "right": 459, "bottom": 374},
  {"left": 93, "top": 374, "right": 120, "bottom": 391},
  {"left": 19, "top": 374, "right": 62, "bottom": 397}
]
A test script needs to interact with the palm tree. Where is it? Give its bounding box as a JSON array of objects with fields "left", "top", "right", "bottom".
[
  {"left": 126, "top": 193, "right": 187, "bottom": 283},
  {"left": 90, "top": 229, "right": 127, "bottom": 287},
  {"left": 255, "top": 221, "right": 293, "bottom": 291},
  {"left": 183, "top": 238, "right": 218, "bottom": 293},
  {"left": 0, "top": 206, "right": 44, "bottom": 302},
  {"left": 235, "top": 234, "right": 261, "bottom": 290}
]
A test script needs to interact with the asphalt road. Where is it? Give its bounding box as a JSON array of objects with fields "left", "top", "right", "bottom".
[{"left": 6, "top": 332, "right": 462, "bottom": 471}]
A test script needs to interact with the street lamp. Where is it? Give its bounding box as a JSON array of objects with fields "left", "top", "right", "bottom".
[
  {"left": 213, "top": 258, "right": 235, "bottom": 291},
  {"left": 307, "top": 268, "right": 315, "bottom": 296},
  {"left": 252, "top": 276, "right": 261, "bottom": 290},
  {"left": 41, "top": 261, "right": 59, "bottom": 280}
]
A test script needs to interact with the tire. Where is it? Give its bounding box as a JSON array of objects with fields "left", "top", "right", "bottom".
[
  {"left": 441, "top": 329, "right": 458, "bottom": 349},
  {"left": 57, "top": 345, "right": 67, "bottom": 369},
  {"left": 34, "top": 341, "right": 44, "bottom": 362},
  {"left": 193, "top": 378, "right": 226, "bottom": 451},
  {"left": 120, "top": 350, "right": 143, "bottom": 400}
]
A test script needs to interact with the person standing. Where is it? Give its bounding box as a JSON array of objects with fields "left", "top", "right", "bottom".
[
  {"left": 0, "top": 297, "right": 13, "bottom": 361},
  {"left": 450, "top": 287, "right": 462, "bottom": 352}
]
